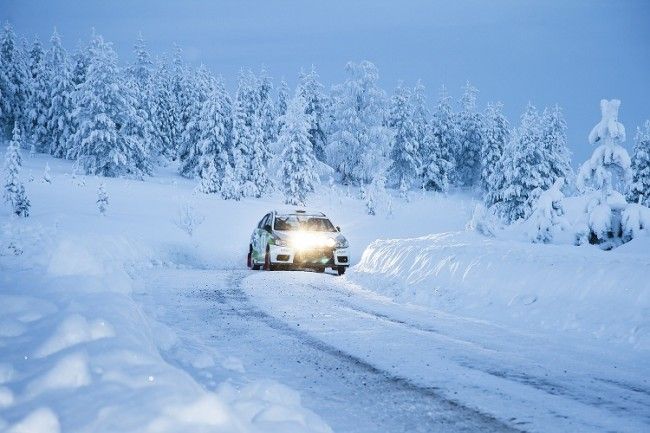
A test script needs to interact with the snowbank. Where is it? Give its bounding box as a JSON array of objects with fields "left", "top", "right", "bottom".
[
  {"left": 350, "top": 231, "right": 650, "bottom": 350},
  {"left": 0, "top": 154, "right": 334, "bottom": 432},
  {"left": 0, "top": 231, "right": 331, "bottom": 433}
]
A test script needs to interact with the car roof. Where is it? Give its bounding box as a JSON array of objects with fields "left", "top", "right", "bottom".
[{"left": 272, "top": 208, "right": 327, "bottom": 218}]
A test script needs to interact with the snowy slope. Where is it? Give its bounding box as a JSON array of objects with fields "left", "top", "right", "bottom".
[{"left": 0, "top": 149, "right": 473, "bottom": 432}]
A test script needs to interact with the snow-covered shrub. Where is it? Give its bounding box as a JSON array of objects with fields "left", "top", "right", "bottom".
[
  {"left": 97, "top": 182, "right": 109, "bottom": 215},
  {"left": 175, "top": 203, "right": 204, "bottom": 237},
  {"left": 43, "top": 163, "right": 52, "bottom": 183},
  {"left": 528, "top": 178, "right": 570, "bottom": 243},
  {"left": 621, "top": 202, "right": 650, "bottom": 241},
  {"left": 466, "top": 203, "right": 502, "bottom": 237}
]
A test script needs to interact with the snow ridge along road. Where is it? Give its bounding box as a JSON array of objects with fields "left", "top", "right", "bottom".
[{"left": 135, "top": 268, "right": 649, "bottom": 433}]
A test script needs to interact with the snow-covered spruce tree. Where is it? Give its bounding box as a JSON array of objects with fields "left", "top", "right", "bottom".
[
  {"left": 178, "top": 65, "right": 215, "bottom": 178},
  {"left": 97, "top": 182, "right": 108, "bottom": 215},
  {"left": 231, "top": 69, "right": 270, "bottom": 198},
  {"left": 0, "top": 23, "right": 30, "bottom": 136},
  {"left": 541, "top": 105, "right": 573, "bottom": 187},
  {"left": 481, "top": 102, "right": 510, "bottom": 204},
  {"left": 26, "top": 37, "right": 50, "bottom": 152},
  {"left": 69, "top": 33, "right": 148, "bottom": 177},
  {"left": 276, "top": 79, "right": 289, "bottom": 135},
  {"left": 258, "top": 67, "right": 277, "bottom": 148},
  {"left": 576, "top": 99, "right": 633, "bottom": 248},
  {"left": 455, "top": 82, "right": 484, "bottom": 187},
  {"left": 628, "top": 120, "right": 650, "bottom": 206},
  {"left": 277, "top": 94, "right": 319, "bottom": 205},
  {"left": 151, "top": 57, "right": 177, "bottom": 161},
  {"left": 328, "top": 61, "right": 391, "bottom": 185},
  {"left": 410, "top": 80, "right": 429, "bottom": 172},
  {"left": 3, "top": 123, "right": 30, "bottom": 217},
  {"left": 125, "top": 33, "right": 157, "bottom": 165},
  {"left": 195, "top": 77, "right": 233, "bottom": 193},
  {"left": 528, "top": 178, "right": 569, "bottom": 243},
  {"left": 387, "top": 83, "right": 419, "bottom": 190},
  {"left": 498, "top": 103, "right": 553, "bottom": 222},
  {"left": 46, "top": 29, "right": 75, "bottom": 158},
  {"left": 298, "top": 66, "right": 328, "bottom": 163},
  {"left": 421, "top": 86, "right": 455, "bottom": 192},
  {"left": 219, "top": 162, "right": 239, "bottom": 200}
]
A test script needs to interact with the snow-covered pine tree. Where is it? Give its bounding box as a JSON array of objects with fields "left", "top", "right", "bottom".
[
  {"left": 26, "top": 37, "right": 50, "bottom": 152},
  {"left": 410, "top": 80, "right": 429, "bottom": 172},
  {"left": 528, "top": 178, "right": 569, "bottom": 243},
  {"left": 258, "top": 67, "right": 277, "bottom": 148},
  {"left": 541, "top": 105, "right": 573, "bottom": 187},
  {"left": 421, "top": 86, "right": 455, "bottom": 192},
  {"left": 220, "top": 162, "right": 239, "bottom": 200},
  {"left": 481, "top": 102, "right": 510, "bottom": 204},
  {"left": 195, "top": 77, "right": 233, "bottom": 193},
  {"left": 298, "top": 66, "right": 328, "bottom": 162},
  {"left": 178, "top": 65, "right": 215, "bottom": 177},
  {"left": 231, "top": 69, "right": 270, "bottom": 197},
  {"left": 387, "top": 83, "right": 419, "bottom": 190},
  {"left": 576, "top": 99, "right": 634, "bottom": 248},
  {"left": 277, "top": 94, "right": 319, "bottom": 206},
  {"left": 0, "top": 23, "right": 30, "bottom": 136},
  {"left": 46, "top": 29, "right": 75, "bottom": 158},
  {"left": 125, "top": 33, "right": 156, "bottom": 166},
  {"left": 69, "top": 33, "right": 148, "bottom": 177},
  {"left": 3, "top": 123, "right": 30, "bottom": 217},
  {"left": 455, "top": 82, "right": 484, "bottom": 187},
  {"left": 151, "top": 57, "right": 177, "bottom": 161},
  {"left": 328, "top": 61, "right": 391, "bottom": 185},
  {"left": 276, "top": 79, "right": 289, "bottom": 135},
  {"left": 97, "top": 182, "right": 108, "bottom": 215},
  {"left": 627, "top": 120, "right": 650, "bottom": 206},
  {"left": 498, "top": 103, "right": 552, "bottom": 222}
]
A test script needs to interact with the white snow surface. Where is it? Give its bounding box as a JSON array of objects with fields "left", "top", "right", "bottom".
[{"left": 1, "top": 149, "right": 649, "bottom": 432}]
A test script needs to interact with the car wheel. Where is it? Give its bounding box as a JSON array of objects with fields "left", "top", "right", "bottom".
[
  {"left": 263, "top": 248, "right": 274, "bottom": 271},
  {"left": 248, "top": 246, "right": 261, "bottom": 270},
  {"left": 337, "top": 266, "right": 346, "bottom": 276}
]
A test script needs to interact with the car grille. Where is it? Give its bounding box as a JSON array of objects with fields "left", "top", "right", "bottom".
[{"left": 295, "top": 248, "right": 333, "bottom": 264}]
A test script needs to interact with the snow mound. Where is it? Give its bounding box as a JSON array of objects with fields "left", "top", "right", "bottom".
[
  {"left": 351, "top": 231, "right": 650, "bottom": 350},
  {"left": 27, "top": 352, "right": 91, "bottom": 396},
  {"left": 7, "top": 408, "right": 60, "bottom": 433},
  {"left": 36, "top": 314, "right": 114, "bottom": 358}
]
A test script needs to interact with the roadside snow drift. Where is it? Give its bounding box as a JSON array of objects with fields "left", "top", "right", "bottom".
[{"left": 351, "top": 231, "right": 650, "bottom": 350}]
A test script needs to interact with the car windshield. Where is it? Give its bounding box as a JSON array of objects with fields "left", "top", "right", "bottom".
[{"left": 274, "top": 216, "right": 337, "bottom": 232}]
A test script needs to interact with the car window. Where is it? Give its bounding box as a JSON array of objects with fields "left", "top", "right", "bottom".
[
  {"left": 258, "top": 214, "right": 270, "bottom": 229},
  {"left": 274, "top": 216, "right": 337, "bottom": 232}
]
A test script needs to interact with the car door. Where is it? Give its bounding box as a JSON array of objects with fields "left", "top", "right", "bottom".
[
  {"left": 259, "top": 213, "right": 273, "bottom": 255},
  {"left": 253, "top": 214, "right": 270, "bottom": 261}
]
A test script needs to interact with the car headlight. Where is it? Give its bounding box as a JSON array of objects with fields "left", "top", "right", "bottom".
[
  {"left": 336, "top": 238, "right": 349, "bottom": 249},
  {"left": 274, "top": 237, "right": 288, "bottom": 247}
]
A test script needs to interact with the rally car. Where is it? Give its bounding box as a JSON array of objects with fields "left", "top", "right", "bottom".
[{"left": 247, "top": 209, "right": 350, "bottom": 275}]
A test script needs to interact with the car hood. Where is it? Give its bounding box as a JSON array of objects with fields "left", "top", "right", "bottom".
[{"left": 274, "top": 230, "right": 347, "bottom": 244}]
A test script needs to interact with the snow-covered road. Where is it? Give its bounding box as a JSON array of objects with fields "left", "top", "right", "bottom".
[{"left": 135, "top": 268, "right": 649, "bottom": 433}]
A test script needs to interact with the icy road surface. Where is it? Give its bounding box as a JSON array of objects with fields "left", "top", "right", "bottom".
[{"left": 135, "top": 269, "right": 649, "bottom": 433}]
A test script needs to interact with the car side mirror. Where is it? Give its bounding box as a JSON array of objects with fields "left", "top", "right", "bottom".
[
  {"left": 264, "top": 224, "right": 272, "bottom": 233},
  {"left": 336, "top": 226, "right": 341, "bottom": 232}
]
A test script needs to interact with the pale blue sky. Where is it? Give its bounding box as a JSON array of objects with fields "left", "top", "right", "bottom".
[{"left": 3, "top": 0, "right": 649, "bottom": 163}]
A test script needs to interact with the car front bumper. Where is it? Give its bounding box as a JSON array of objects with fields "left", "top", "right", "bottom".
[{"left": 269, "top": 245, "right": 349, "bottom": 267}]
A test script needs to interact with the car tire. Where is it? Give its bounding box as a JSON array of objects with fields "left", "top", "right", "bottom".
[
  {"left": 248, "top": 246, "right": 261, "bottom": 270},
  {"left": 263, "top": 248, "right": 274, "bottom": 271},
  {"left": 337, "top": 266, "right": 346, "bottom": 276}
]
